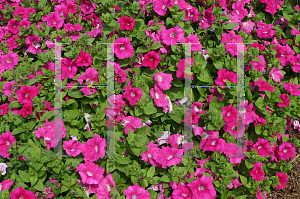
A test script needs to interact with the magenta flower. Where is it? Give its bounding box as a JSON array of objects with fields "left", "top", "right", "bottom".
[
  {"left": 162, "top": 25, "right": 185, "bottom": 45},
  {"left": 153, "top": 0, "right": 172, "bottom": 16},
  {"left": 256, "top": 20, "right": 276, "bottom": 38},
  {"left": 142, "top": 51, "right": 162, "bottom": 70},
  {"left": 249, "top": 162, "right": 265, "bottom": 181},
  {"left": 252, "top": 138, "right": 272, "bottom": 157},
  {"left": 140, "top": 141, "right": 162, "bottom": 167},
  {"left": 0, "top": 179, "right": 13, "bottom": 191},
  {"left": 215, "top": 69, "right": 237, "bottom": 86},
  {"left": 277, "top": 94, "right": 290, "bottom": 108},
  {"left": 61, "top": 57, "right": 78, "bottom": 80},
  {"left": 183, "top": 34, "right": 202, "bottom": 52},
  {"left": 172, "top": 183, "right": 192, "bottom": 199},
  {"left": 277, "top": 142, "right": 295, "bottom": 160},
  {"left": 187, "top": 175, "right": 216, "bottom": 199},
  {"left": 64, "top": 23, "right": 82, "bottom": 31},
  {"left": 76, "top": 161, "right": 105, "bottom": 184},
  {"left": 115, "top": 62, "right": 128, "bottom": 84},
  {"left": 113, "top": 37, "right": 134, "bottom": 59},
  {"left": 117, "top": 16, "right": 136, "bottom": 30},
  {"left": 176, "top": 58, "right": 194, "bottom": 80},
  {"left": 222, "top": 104, "right": 237, "bottom": 123},
  {"left": 199, "top": 137, "right": 226, "bottom": 153},
  {"left": 10, "top": 186, "right": 36, "bottom": 199},
  {"left": 96, "top": 173, "right": 119, "bottom": 198},
  {"left": 269, "top": 67, "right": 283, "bottom": 82},
  {"left": 239, "top": 21, "right": 255, "bottom": 35},
  {"left": 15, "top": 85, "right": 39, "bottom": 104},
  {"left": 47, "top": 12, "right": 64, "bottom": 29},
  {"left": 63, "top": 140, "right": 84, "bottom": 157},
  {"left": 121, "top": 116, "right": 142, "bottom": 135},
  {"left": 83, "top": 134, "right": 106, "bottom": 162},
  {"left": 275, "top": 44, "right": 295, "bottom": 66},
  {"left": 25, "top": 34, "right": 42, "bottom": 54},
  {"left": 7, "top": 18, "right": 21, "bottom": 34},
  {"left": 275, "top": 172, "right": 288, "bottom": 190},
  {"left": 0, "top": 50, "right": 19, "bottom": 71},
  {"left": 124, "top": 183, "right": 150, "bottom": 199},
  {"left": 0, "top": 131, "right": 16, "bottom": 158},
  {"left": 254, "top": 78, "right": 275, "bottom": 92},
  {"left": 291, "top": 54, "right": 300, "bottom": 73},
  {"left": 0, "top": 103, "right": 9, "bottom": 116},
  {"left": 6, "top": 35, "right": 19, "bottom": 50},
  {"left": 78, "top": 67, "right": 99, "bottom": 85},
  {"left": 150, "top": 87, "right": 169, "bottom": 108},
  {"left": 2, "top": 80, "right": 19, "bottom": 97},
  {"left": 153, "top": 146, "right": 183, "bottom": 169},
  {"left": 123, "top": 87, "right": 143, "bottom": 106},
  {"left": 153, "top": 72, "right": 173, "bottom": 90},
  {"left": 284, "top": 83, "right": 300, "bottom": 96},
  {"left": 250, "top": 55, "right": 266, "bottom": 72},
  {"left": 75, "top": 51, "right": 93, "bottom": 67}
]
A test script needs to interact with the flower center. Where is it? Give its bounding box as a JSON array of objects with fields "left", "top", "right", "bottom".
[
  {"left": 281, "top": 54, "right": 285, "bottom": 57},
  {"left": 258, "top": 145, "right": 262, "bottom": 149},
  {"left": 53, "top": 21, "right": 57, "bottom": 25},
  {"left": 70, "top": 149, "right": 75, "bottom": 152},
  {"left": 127, "top": 22, "right": 130, "bottom": 25},
  {"left": 253, "top": 62, "right": 258, "bottom": 66},
  {"left": 155, "top": 92, "right": 159, "bottom": 99},
  {"left": 87, "top": 171, "right": 93, "bottom": 177},
  {"left": 120, "top": 45, "right": 125, "bottom": 50},
  {"left": 297, "top": 62, "right": 300, "bottom": 65},
  {"left": 95, "top": 145, "right": 98, "bottom": 152},
  {"left": 86, "top": 78, "right": 93, "bottom": 85},
  {"left": 263, "top": 31, "right": 268, "bottom": 34},
  {"left": 107, "top": 184, "right": 112, "bottom": 192},
  {"left": 283, "top": 149, "right": 288, "bottom": 153},
  {"left": 13, "top": 24, "right": 17, "bottom": 28},
  {"left": 44, "top": 137, "right": 51, "bottom": 141},
  {"left": 6, "top": 58, "right": 12, "bottom": 63},
  {"left": 211, "top": 140, "right": 217, "bottom": 146},
  {"left": 157, "top": 75, "right": 162, "bottom": 82},
  {"left": 132, "top": 194, "right": 137, "bottom": 199},
  {"left": 150, "top": 57, "right": 154, "bottom": 61},
  {"left": 167, "top": 155, "right": 173, "bottom": 160},
  {"left": 162, "top": 5, "right": 166, "bottom": 9},
  {"left": 236, "top": 10, "right": 239, "bottom": 15},
  {"left": 170, "top": 32, "right": 176, "bottom": 37},
  {"left": 227, "top": 111, "right": 231, "bottom": 116},
  {"left": 223, "top": 78, "right": 228, "bottom": 83},
  {"left": 24, "top": 92, "right": 29, "bottom": 98},
  {"left": 147, "top": 154, "right": 153, "bottom": 158},
  {"left": 198, "top": 185, "right": 205, "bottom": 191},
  {"left": 182, "top": 194, "right": 188, "bottom": 197},
  {"left": 69, "top": 66, "right": 72, "bottom": 71},
  {"left": 131, "top": 92, "right": 136, "bottom": 97},
  {"left": 6, "top": 141, "right": 10, "bottom": 146},
  {"left": 19, "top": 196, "right": 24, "bottom": 199},
  {"left": 244, "top": 23, "right": 249, "bottom": 27},
  {"left": 232, "top": 126, "right": 237, "bottom": 131}
]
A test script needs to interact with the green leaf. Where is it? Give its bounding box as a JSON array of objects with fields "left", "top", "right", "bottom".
[
  {"left": 136, "top": 46, "right": 149, "bottom": 53},
  {"left": 240, "top": 175, "right": 248, "bottom": 185},
  {"left": 252, "top": 57, "right": 262, "bottom": 62},
  {"left": 65, "top": 158, "right": 83, "bottom": 168},
  {"left": 61, "top": 186, "right": 69, "bottom": 193},
  {"left": 150, "top": 43, "right": 163, "bottom": 50},
  {"left": 30, "top": 176, "right": 38, "bottom": 186},
  {"left": 255, "top": 97, "right": 264, "bottom": 111},
  {"left": 223, "top": 23, "right": 239, "bottom": 29},
  {"left": 117, "top": 157, "right": 132, "bottom": 164},
  {"left": 68, "top": 89, "right": 84, "bottom": 98},
  {"left": 134, "top": 19, "right": 145, "bottom": 30},
  {"left": 9, "top": 101, "right": 20, "bottom": 108},
  {"left": 197, "top": 69, "right": 213, "bottom": 84},
  {"left": 20, "top": 1, "right": 31, "bottom": 8},
  {"left": 143, "top": 103, "right": 157, "bottom": 115},
  {"left": 40, "top": 111, "right": 54, "bottom": 121},
  {"left": 296, "top": 35, "right": 300, "bottom": 48},
  {"left": 282, "top": 135, "right": 289, "bottom": 142},
  {"left": 34, "top": 180, "right": 45, "bottom": 192},
  {"left": 147, "top": 165, "right": 155, "bottom": 178},
  {"left": 24, "top": 79, "right": 38, "bottom": 86},
  {"left": 19, "top": 170, "right": 31, "bottom": 182},
  {"left": 213, "top": 60, "right": 223, "bottom": 70},
  {"left": 160, "top": 174, "right": 172, "bottom": 182}
]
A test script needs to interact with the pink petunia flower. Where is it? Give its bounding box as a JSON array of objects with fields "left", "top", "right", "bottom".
[
  {"left": 199, "top": 137, "right": 226, "bottom": 153},
  {"left": 64, "top": 23, "right": 82, "bottom": 31},
  {"left": 284, "top": 83, "right": 300, "bottom": 96},
  {"left": 15, "top": 85, "right": 39, "bottom": 104},
  {"left": 75, "top": 50, "right": 93, "bottom": 67},
  {"left": 254, "top": 78, "right": 275, "bottom": 92},
  {"left": 183, "top": 34, "right": 202, "bottom": 52},
  {"left": 0, "top": 179, "right": 13, "bottom": 191},
  {"left": 290, "top": 54, "right": 300, "bottom": 73},
  {"left": 10, "top": 186, "right": 36, "bottom": 199},
  {"left": 123, "top": 87, "right": 143, "bottom": 106},
  {"left": 153, "top": 72, "right": 173, "bottom": 90},
  {"left": 250, "top": 55, "right": 266, "bottom": 72},
  {"left": 121, "top": 116, "right": 142, "bottom": 135},
  {"left": 153, "top": 0, "right": 172, "bottom": 16},
  {"left": 249, "top": 162, "right": 265, "bottom": 181},
  {"left": 215, "top": 69, "right": 237, "bottom": 86},
  {"left": 47, "top": 12, "right": 64, "bottom": 29},
  {"left": 83, "top": 134, "right": 106, "bottom": 162},
  {"left": 269, "top": 67, "right": 283, "bottom": 82},
  {"left": 6, "top": 35, "right": 19, "bottom": 50},
  {"left": 277, "top": 142, "right": 295, "bottom": 160},
  {"left": 141, "top": 141, "right": 162, "bottom": 167},
  {"left": 172, "top": 183, "right": 192, "bottom": 199},
  {"left": 76, "top": 161, "right": 105, "bottom": 185},
  {"left": 115, "top": 62, "right": 128, "bottom": 84},
  {"left": 275, "top": 172, "right": 288, "bottom": 190},
  {"left": 63, "top": 140, "right": 84, "bottom": 157},
  {"left": 77, "top": 67, "right": 99, "bottom": 85},
  {"left": 176, "top": 58, "right": 194, "bottom": 80},
  {"left": 162, "top": 25, "right": 185, "bottom": 45},
  {"left": 239, "top": 21, "right": 255, "bottom": 35},
  {"left": 256, "top": 20, "right": 276, "bottom": 38},
  {"left": 96, "top": 173, "right": 119, "bottom": 198},
  {"left": 187, "top": 175, "right": 216, "bottom": 199},
  {"left": 61, "top": 57, "right": 78, "bottom": 80},
  {"left": 153, "top": 146, "right": 183, "bottom": 169},
  {"left": 117, "top": 16, "right": 136, "bottom": 30},
  {"left": 0, "top": 103, "right": 9, "bottom": 116},
  {"left": 124, "top": 183, "right": 150, "bottom": 199},
  {"left": 1, "top": 50, "right": 19, "bottom": 71},
  {"left": 142, "top": 51, "right": 161, "bottom": 70},
  {"left": 252, "top": 138, "right": 272, "bottom": 157},
  {"left": 150, "top": 86, "right": 169, "bottom": 108},
  {"left": 25, "top": 34, "right": 42, "bottom": 55},
  {"left": 0, "top": 131, "right": 16, "bottom": 158},
  {"left": 277, "top": 94, "right": 290, "bottom": 108},
  {"left": 113, "top": 37, "right": 134, "bottom": 59}
]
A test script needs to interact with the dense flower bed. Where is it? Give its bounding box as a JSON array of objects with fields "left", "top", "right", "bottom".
[{"left": 0, "top": 0, "right": 300, "bottom": 198}]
